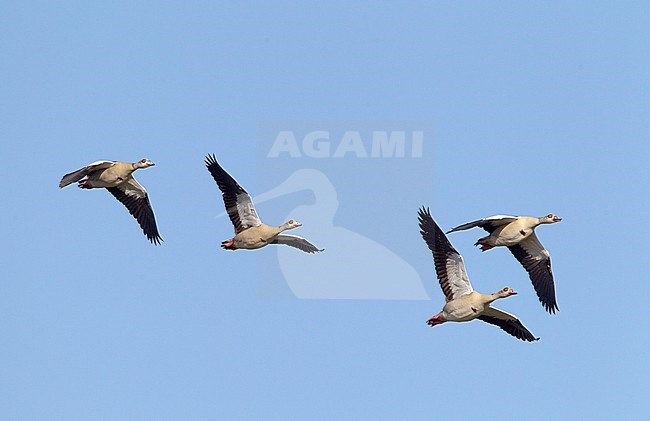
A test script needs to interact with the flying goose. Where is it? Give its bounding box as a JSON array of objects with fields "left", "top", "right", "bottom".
[
  {"left": 59, "top": 159, "right": 162, "bottom": 245},
  {"left": 418, "top": 208, "right": 538, "bottom": 342},
  {"left": 447, "top": 214, "right": 561, "bottom": 314},
  {"left": 205, "top": 154, "right": 323, "bottom": 253}
]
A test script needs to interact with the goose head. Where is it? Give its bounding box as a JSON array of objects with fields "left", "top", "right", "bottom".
[
  {"left": 134, "top": 158, "right": 155, "bottom": 169},
  {"left": 280, "top": 219, "right": 302, "bottom": 231},
  {"left": 539, "top": 213, "right": 562, "bottom": 224},
  {"left": 494, "top": 287, "right": 518, "bottom": 298}
]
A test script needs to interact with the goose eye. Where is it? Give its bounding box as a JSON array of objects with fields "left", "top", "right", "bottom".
[
  {"left": 140, "top": 159, "right": 146, "bottom": 163},
  {"left": 503, "top": 287, "right": 509, "bottom": 292},
  {"left": 288, "top": 220, "right": 294, "bottom": 224},
  {"left": 547, "top": 214, "right": 553, "bottom": 218}
]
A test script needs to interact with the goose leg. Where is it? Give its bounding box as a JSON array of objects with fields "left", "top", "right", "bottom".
[
  {"left": 78, "top": 180, "right": 93, "bottom": 189},
  {"left": 474, "top": 237, "right": 494, "bottom": 252},
  {"left": 220, "top": 239, "right": 236, "bottom": 250},
  {"left": 427, "top": 312, "right": 446, "bottom": 327}
]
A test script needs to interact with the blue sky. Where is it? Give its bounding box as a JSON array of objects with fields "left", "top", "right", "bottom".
[{"left": 1, "top": 1, "right": 648, "bottom": 419}]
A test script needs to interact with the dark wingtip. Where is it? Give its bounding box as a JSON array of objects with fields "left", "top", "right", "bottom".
[
  {"left": 58, "top": 177, "right": 71, "bottom": 189},
  {"left": 541, "top": 297, "right": 559, "bottom": 315},
  {"left": 522, "top": 334, "right": 540, "bottom": 342},
  {"left": 204, "top": 153, "right": 218, "bottom": 167},
  {"left": 417, "top": 206, "right": 431, "bottom": 223}
]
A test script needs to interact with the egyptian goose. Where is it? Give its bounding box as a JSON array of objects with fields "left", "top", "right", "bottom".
[
  {"left": 205, "top": 154, "right": 323, "bottom": 253},
  {"left": 59, "top": 159, "right": 162, "bottom": 244},
  {"left": 418, "top": 208, "right": 538, "bottom": 342},
  {"left": 447, "top": 214, "right": 561, "bottom": 314}
]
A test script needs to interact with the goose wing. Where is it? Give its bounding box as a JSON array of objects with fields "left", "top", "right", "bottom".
[
  {"left": 271, "top": 234, "right": 324, "bottom": 253},
  {"left": 508, "top": 232, "right": 558, "bottom": 314},
  {"left": 447, "top": 215, "right": 518, "bottom": 234},
  {"left": 418, "top": 207, "right": 473, "bottom": 301},
  {"left": 106, "top": 177, "right": 162, "bottom": 245},
  {"left": 205, "top": 154, "right": 262, "bottom": 234},
  {"left": 59, "top": 160, "right": 115, "bottom": 188},
  {"left": 478, "top": 307, "right": 539, "bottom": 342}
]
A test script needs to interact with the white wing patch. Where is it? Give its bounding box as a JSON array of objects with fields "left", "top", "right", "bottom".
[
  {"left": 236, "top": 192, "right": 262, "bottom": 229},
  {"left": 447, "top": 215, "right": 518, "bottom": 233},
  {"left": 86, "top": 160, "right": 115, "bottom": 169},
  {"left": 123, "top": 177, "right": 148, "bottom": 197},
  {"left": 273, "top": 234, "right": 323, "bottom": 253},
  {"left": 484, "top": 215, "right": 518, "bottom": 222},
  {"left": 445, "top": 252, "right": 474, "bottom": 300},
  {"left": 483, "top": 307, "right": 516, "bottom": 321},
  {"left": 520, "top": 233, "right": 549, "bottom": 260}
]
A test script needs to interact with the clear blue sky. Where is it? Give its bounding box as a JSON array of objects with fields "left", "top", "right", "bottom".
[{"left": 1, "top": 1, "right": 648, "bottom": 419}]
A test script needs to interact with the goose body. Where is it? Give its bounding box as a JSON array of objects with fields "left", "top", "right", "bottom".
[
  {"left": 205, "top": 154, "right": 323, "bottom": 253},
  {"left": 447, "top": 214, "right": 561, "bottom": 314},
  {"left": 418, "top": 208, "right": 538, "bottom": 342},
  {"left": 231, "top": 224, "right": 282, "bottom": 250},
  {"left": 59, "top": 159, "right": 162, "bottom": 245},
  {"left": 440, "top": 291, "right": 496, "bottom": 322}
]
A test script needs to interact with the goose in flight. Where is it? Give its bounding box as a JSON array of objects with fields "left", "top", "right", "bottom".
[
  {"left": 447, "top": 214, "right": 561, "bottom": 314},
  {"left": 59, "top": 159, "right": 162, "bottom": 245},
  {"left": 418, "top": 208, "right": 538, "bottom": 342},
  {"left": 205, "top": 154, "right": 323, "bottom": 253}
]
